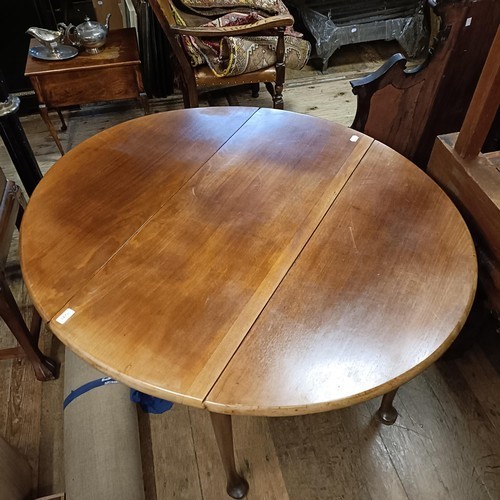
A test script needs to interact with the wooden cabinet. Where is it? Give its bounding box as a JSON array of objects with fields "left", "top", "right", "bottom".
[{"left": 25, "top": 28, "right": 148, "bottom": 154}]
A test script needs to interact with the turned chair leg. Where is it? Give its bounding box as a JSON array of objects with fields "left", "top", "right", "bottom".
[
  {"left": 265, "top": 82, "right": 275, "bottom": 98},
  {"left": 0, "top": 275, "right": 57, "bottom": 381},
  {"left": 377, "top": 388, "right": 399, "bottom": 425},
  {"left": 272, "top": 80, "right": 284, "bottom": 110},
  {"left": 272, "top": 26, "right": 285, "bottom": 110},
  {"left": 210, "top": 412, "right": 249, "bottom": 499}
]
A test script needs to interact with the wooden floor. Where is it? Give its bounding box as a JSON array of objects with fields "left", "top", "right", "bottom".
[{"left": 1, "top": 41, "right": 500, "bottom": 500}]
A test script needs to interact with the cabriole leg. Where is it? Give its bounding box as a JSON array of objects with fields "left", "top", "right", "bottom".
[
  {"left": 377, "top": 388, "right": 399, "bottom": 425},
  {"left": 210, "top": 412, "right": 249, "bottom": 498}
]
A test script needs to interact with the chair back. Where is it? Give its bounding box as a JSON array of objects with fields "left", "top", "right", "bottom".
[
  {"left": 147, "top": 0, "right": 296, "bottom": 108},
  {"left": 350, "top": 0, "right": 500, "bottom": 168}
]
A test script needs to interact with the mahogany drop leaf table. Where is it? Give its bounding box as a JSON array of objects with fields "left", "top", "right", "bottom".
[{"left": 20, "top": 107, "right": 477, "bottom": 498}]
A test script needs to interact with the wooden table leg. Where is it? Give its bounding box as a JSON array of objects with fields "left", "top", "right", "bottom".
[
  {"left": 140, "top": 92, "right": 150, "bottom": 115},
  {"left": 209, "top": 412, "right": 249, "bottom": 499},
  {"left": 56, "top": 109, "right": 67, "bottom": 131},
  {"left": 377, "top": 388, "right": 399, "bottom": 425},
  {"left": 38, "top": 104, "right": 65, "bottom": 155},
  {"left": 134, "top": 66, "right": 149, "bottom": 115}
]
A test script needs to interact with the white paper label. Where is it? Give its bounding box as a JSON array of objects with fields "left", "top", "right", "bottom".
[
  {"left": 56, "top": 308, "right": 75, "bottom": 324},
  {"left": 350, "top": 135, "right": 360, "bottom": 142},
  {"left": 465, "top": 17, "right": 472, "bottom": 27}
]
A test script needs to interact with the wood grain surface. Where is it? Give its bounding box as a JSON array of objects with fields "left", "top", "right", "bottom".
[
  {"left": 21, "top": 107, "right": 258, "bottom": 320},
  {"left": 206, "top": 141, "right": 477, "bottom": 415},
  {"left": 20, "top": 107, "right": 477, "bottom": 415},
  {"left": 31, "top": 66, "right": 141, "bottom": 108}
]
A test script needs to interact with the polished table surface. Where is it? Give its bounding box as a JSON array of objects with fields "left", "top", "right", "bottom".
[{"left": 20, "top": 107, "right": 477, "bottom": 417}]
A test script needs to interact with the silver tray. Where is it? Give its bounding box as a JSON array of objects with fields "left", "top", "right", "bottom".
[{"left": 29, "top": 44, "right": 79, "bottom": 61}]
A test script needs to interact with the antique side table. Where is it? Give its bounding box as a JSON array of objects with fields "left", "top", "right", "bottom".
[
  {"left": 25, "top": 27, "right": 148, "bottom": 155},
  {"left": 20, "top": 107, "right": 477, "bottom": 498}
]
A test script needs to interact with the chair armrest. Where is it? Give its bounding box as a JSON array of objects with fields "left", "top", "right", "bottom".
[{"left": 170, "top": 14, "right": 293, "bottom": 37}]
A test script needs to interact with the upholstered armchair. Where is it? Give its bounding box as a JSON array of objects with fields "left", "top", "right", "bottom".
[{"left": 148, "top": 0, "right": 310, "bottom": 108}]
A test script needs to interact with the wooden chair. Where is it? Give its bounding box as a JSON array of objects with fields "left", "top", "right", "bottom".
[
  {"left": 148, "top": 0, "right": 294, "bottom": 109},
  {"left": 427, "top": 27, "right": 500, "bottom": 318},
  {"left": 0, "top": 170, "right": 57, "bottom": 381},
  {"left": 349, "top": 0, "right": 500, "bottom": 169}
]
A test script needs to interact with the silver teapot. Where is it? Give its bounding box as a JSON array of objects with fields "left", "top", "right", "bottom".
[{"left": 58, "top": 14, "right": 111, "bottom": 54}]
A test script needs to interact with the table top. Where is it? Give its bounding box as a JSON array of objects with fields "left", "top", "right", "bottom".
[
  {"left": 25, "top": 28, "right": 140, "bottom": 77},
  {"left": 20, "top": 107, "right": 477, "bottom": 416}
]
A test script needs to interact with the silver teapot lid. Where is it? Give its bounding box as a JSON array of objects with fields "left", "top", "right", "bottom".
[{"left": 76, "top": 16, "right": 105, "bottom": 36}]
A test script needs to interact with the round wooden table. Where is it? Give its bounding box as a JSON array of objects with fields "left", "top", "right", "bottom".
[{"left": 20, "top": 107, "right": 477, "bottom": 498}]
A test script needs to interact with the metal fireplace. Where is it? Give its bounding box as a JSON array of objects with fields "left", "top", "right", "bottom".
[{"left": 292, "top": 0, "right": 426, "bottom": 71}]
